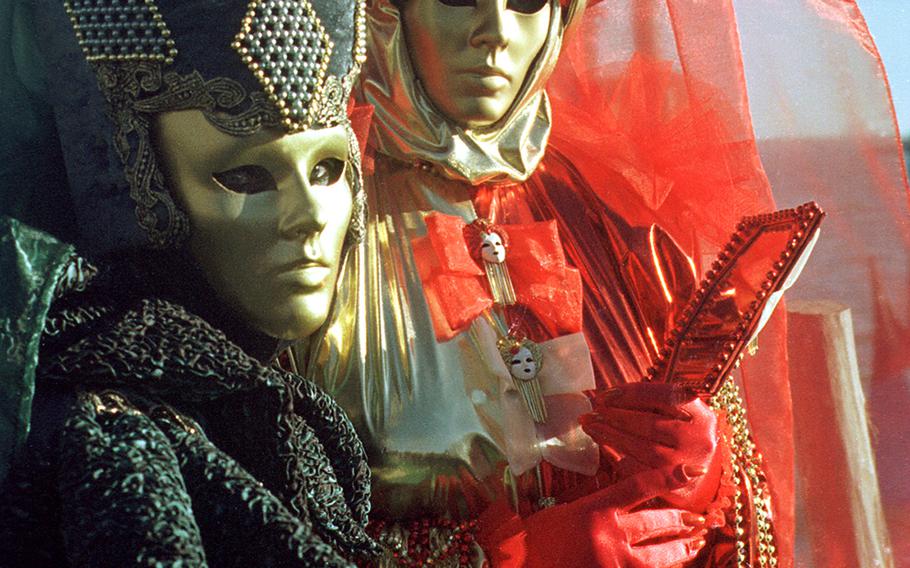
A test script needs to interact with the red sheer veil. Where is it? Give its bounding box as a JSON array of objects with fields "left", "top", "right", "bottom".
[{"left": 545, "top": 1, "right": 908, "bottom": 566}]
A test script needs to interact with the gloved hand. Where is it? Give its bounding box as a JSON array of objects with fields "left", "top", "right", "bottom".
[
  {"left": 579, "top": 382, "right": 722, "bottom": 512},
  {"left": 479, "top": 465, "right": 709, "bottom": 567}
]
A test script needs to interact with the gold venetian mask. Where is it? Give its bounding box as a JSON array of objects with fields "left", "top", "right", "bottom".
[
  {"left": 154, "top": 110, "right": 353, "bottom": 340},
  {"left": 401, "top": 0, "right": 552, "bottom": 129}
]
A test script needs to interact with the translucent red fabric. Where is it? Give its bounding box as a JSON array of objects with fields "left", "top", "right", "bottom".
[
  {"left": 734, "top": 4, "right": 909, "bottom": 566},
  {"left": 545, "top": 1, "right": 908, "bottom": 566}
]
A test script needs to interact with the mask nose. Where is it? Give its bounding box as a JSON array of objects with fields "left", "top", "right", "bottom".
[
  {"left": 278, "top": 173, "right": 328, "bottom": 240},
  {"left": 471, "top": 0, "right": 509, "bottom": 51}
]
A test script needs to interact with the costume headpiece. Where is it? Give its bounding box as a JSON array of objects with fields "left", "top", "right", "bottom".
[{"left": 31, "top": 0, "right": 367, "bottom": 255}]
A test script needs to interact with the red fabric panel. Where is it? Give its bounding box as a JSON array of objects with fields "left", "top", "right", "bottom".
[{"left": 543, "top": 1, "right": 909, "bottom": 564}]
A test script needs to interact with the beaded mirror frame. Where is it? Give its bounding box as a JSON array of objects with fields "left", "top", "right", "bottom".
[{"left": 647, "top": 201, "right": 825, "bottom": 395}]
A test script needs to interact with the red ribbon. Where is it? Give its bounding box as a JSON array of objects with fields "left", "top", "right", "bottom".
[{"left": 412, "top": 212, "right": 583, "bottom": 341}]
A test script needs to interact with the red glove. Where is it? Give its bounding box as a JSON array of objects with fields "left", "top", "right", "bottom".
[
  {"left": 479, "top": 465, "right": 708, "bottom": 567},
  {"left": 579, "top": 382, "right": 722, "bottom": 513}
]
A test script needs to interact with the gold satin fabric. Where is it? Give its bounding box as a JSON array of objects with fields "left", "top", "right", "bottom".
[
  {"left": 329, "top": 159, "right": 502, "bottom": 520},
  {"left": 316, "top": 152, "right": 697, "bottom": 519},
  {"left": 314, "top": 0, "right": 696, "bottom": 522}
]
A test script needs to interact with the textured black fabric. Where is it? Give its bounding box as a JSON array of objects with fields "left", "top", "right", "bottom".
[{"left": 0, "top": 256, "right": 377, "bottom": 567}]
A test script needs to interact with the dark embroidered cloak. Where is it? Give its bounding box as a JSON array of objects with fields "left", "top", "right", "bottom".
[{"left": 0, "top": 253, "right": 377, "bottom": 567}]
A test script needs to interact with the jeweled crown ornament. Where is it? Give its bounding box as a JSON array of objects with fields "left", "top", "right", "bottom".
[
  {"left": 232, "top": 0, "right": 366, "bottom": 131},
  {"left": 498, "top": 336, "right": 547, "bottom": 423},
  {"left": 64, "top": 0, "right": 178, "bottom": 64}
]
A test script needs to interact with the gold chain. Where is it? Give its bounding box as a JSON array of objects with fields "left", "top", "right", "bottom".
[{"left": 711, "top": 378, "right": 778, "bottom": 567}]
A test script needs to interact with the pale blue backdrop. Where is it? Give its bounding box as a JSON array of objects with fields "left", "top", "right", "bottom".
[{"left": 858, "top": 1, "right": 910, "bottom": 137}]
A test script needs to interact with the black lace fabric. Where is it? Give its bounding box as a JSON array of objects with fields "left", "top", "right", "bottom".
[{"left": 0, "top": 255, "right": 378, "bottom": 566}]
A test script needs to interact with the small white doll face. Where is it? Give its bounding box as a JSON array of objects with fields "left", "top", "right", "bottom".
[
  {"left": 509, "top": 346, "right": 539, "bottom": 381},
  {"left": 480, "top": 231, "right": 506, "bottom": 264}
]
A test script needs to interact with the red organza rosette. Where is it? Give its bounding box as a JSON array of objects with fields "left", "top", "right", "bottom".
[
  {"left": 548, "top": 52, "right": 771, "bottom": 253},
  {"left": 412, "top": 212, "right": 583, "bottom": 342}
]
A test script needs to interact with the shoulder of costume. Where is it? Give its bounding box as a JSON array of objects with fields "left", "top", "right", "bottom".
[{"left": 0, "top": 215, "right": 75, "bottom": 485}]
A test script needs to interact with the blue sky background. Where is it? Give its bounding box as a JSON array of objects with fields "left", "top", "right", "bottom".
[{"left": 858, "top": 1, "right": 910, "bottom": 138}]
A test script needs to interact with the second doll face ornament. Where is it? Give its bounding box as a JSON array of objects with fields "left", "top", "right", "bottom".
[
  {"left": 401, "top": 0, "right": 551, "bottom": 129},
  {"left": 509, "top": 345, "right": 539, "bottom": 381},
  {"left": 480, "top": 231, "right": 507, "bottom": 263}
]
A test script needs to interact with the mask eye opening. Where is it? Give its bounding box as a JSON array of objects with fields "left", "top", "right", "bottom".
[
  {"left": 309, "top": 157, "right": 347, "bottom": 187},
  {"left": 436, "top": 0, "right": 476, "bottom": 7},
  {"left": 506, "top": 0, "right": 548, "bottom": 14},
  {"left": 211, "top": 165, "right": 278, "bottom": 195}
]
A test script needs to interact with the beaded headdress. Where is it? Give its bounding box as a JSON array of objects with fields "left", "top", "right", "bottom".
[{"left": 35, "top": 0, "right": 367, "bottom": 253}]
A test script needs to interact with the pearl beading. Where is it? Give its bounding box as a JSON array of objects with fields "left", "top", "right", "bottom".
[{"left": 63, "top": 0, "right": 177, "bottom": 64}]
